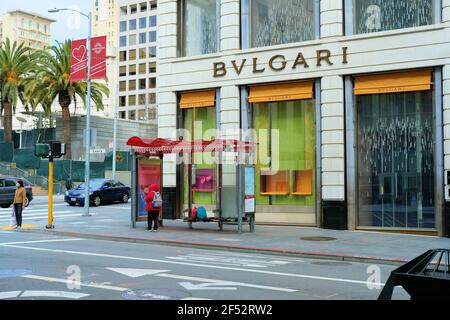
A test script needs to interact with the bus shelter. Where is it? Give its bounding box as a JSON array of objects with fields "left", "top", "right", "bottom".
[{"left": 127, "top": 136, "right": 256, "bottom": 232}]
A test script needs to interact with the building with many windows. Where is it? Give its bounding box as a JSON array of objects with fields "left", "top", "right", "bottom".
[
  {"left": 118, "top": 0, "right": 158, "bottom": 123},
  {"left": 0, "top": 10, "right": 54, "bottom": 50},
  {"left": 157, "top": 0, "right": 450, "bottom": 237}
]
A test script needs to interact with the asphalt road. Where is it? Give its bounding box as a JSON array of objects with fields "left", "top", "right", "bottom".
[{"left": 0, "top": 228, "right": 410, "bottom": 300}]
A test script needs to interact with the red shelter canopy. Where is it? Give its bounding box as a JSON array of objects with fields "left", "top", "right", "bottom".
[{"left": 127, "top": 136, "right": 253, "bottom": 156}]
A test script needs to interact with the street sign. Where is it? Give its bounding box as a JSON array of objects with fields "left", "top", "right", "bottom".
[{"left": 90, "top": 148, "right": 106, "bottom": 154}]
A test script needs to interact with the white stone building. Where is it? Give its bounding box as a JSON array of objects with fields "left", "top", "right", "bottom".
[{"left": 157, "top": 0, "right": 450, "bottom": 237}]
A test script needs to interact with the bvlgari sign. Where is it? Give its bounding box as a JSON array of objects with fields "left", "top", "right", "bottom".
[{"left": 213, "top": 47, "right": 348, "bottom": 77}]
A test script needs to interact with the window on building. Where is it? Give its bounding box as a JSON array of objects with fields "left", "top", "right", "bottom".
[
  {"left": 139, "top": 48, "right": 146, "bottom": 59},
  {"left": 129, "top": 110, "right": 136, "bottom": 120},
  {"left": 149, "top": 46, "right": 156, "bottom": 58},
  {"left": 139, "top": 79, "right": 146, "bottom": 90},
  {"left": 129, "top": 49, "right": 137, "bottom": 60},
  {"left": 129, "top": 34, "right": 137, "bottom": 45},
  {"left": 139, "top": 17, "right": 147, "bottom": 28},
  {"left": 119, "top": 65, "right": 127, "bottom": 76},
  {"left": 120, "top": 6, "right": 127, "bottom": 15},
  {"left": 150, "top": 1, "right": 157, "bottom": 10},
  {"left": 130, "top": 4, "right": 138, "bottom": 14},
  {"left": 129, "top": 19, "right": 137, "bottom": 30},
  {"left": 149, "top": 93, "right": 156, "bottom": 104},
  {"left": 351, "top": 0, "right": 436, "bottom": 35},
  {"left": 119, "top": 81, "right": 126, "bottom": 92},
  {"left": 138, "top": 109, "right": 147, "bottom": 121},
  {"left": 120, "top": 36, "right": 127, "bottom": 47},
  {"left": 129, "top": 80, "right": 136, "bottom": 91},
  {"left": 119, "top": 96, "right": 126, "bottom": 107},
  {"left": 148, "top": 108, "right": 157, "bottom": 120},
  {"left": 140, "top": 2, "right": 148, "bottom": 12},
  {"left": 129, "top": 95, "right": 136, "bottom": 106},
  {"left": 120, "top": 21, "right": 127, "bottom": 32},
  {"left": 149, "top": 62, "right": 156, "bottom": 73},
  {"left": 149, "top": 15, "right": 157, "bottom": 27},
  {"left": 119, "top": 111, "right": 127, "bottom": 119},
  {"left": 243, "top": 0, "right": 316, "bottom": 48},
  {"left": 129, "top": 64, "right": 137, "bottom": 76},
  {"left": 120, "top": 50, "right": 127, "bottom": 61},
  {"left": 149, "top": 78, "right": 156, "bottom": 89},
  {"left": 139, "top": 32, "right": 146, "bottom": 44},
  {"left": 177, "top": 0, "right": 218, "bottom": 57},
  {"left": 149, "top": 31, "right": 156, "bottom": 42},
  {"left": 139, "top": 63, "right": 146, "bottom": 74},
  {"left": 139, "top": 94, "right": 146, "bottom": 105}
]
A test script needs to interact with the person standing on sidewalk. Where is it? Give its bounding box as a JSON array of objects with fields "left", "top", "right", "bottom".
[
  {"left": 145, "top": 183, "right": 162, "bottom": 232},
  {"left": 13, "top": 180, "right": 26, "bottom": 229}
]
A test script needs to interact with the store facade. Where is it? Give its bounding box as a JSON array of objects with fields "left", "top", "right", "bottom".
[{"left": 157, "top": 0, "right": 450, "bottom": 236}]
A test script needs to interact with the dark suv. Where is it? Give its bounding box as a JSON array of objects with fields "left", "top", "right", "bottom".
[{"left": 0, "top": 177, "right": 34, "bottom": 208}]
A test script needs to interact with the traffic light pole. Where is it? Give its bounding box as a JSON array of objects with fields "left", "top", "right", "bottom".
[{"left": 46, "top": 155, "right": 55, "bottom": 229}]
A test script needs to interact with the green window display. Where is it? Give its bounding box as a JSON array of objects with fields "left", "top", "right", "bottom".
[{"left": 252, "top": 99, "right": 316, "bottom": 207}]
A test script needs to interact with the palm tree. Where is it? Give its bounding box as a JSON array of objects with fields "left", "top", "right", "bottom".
[
  {"left": 29, "top": 40, "right": 109, "bottom": 159},
  {"left": 0, "top": 39, "right": 37, "bottom": 142}
]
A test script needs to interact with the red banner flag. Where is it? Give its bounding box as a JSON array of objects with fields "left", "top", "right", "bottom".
[
  {"left": 70, "top": 36, "right": 107, "bottom": 82},
  {"left": 90, "top": 36, "right": 107, "bottom": 80},
  {"left": 70, "top": 39, "right": 88, "bottom": 82}
]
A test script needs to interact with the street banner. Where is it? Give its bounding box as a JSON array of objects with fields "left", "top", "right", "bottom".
[
  {"left": 137, "top": 158, "right": 161, "bottom": 221},
  {"left": 70, "top": 39, "right": 88, "bottom": 82},
  {"left": 90, "top": 36, "right": 107, "bottom": 80}
]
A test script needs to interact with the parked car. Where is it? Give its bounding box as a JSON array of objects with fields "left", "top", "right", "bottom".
[
  {"left": 0, "top": 176, "right": 34, "bottom": 208},
  {"left": 65, "top": 179, "right": 131, "bottom": 207}
]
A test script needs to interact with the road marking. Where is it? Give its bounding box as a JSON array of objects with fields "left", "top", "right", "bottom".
[
  {"left": 178, "top": 282, "right": 237, "bottom": 291},
  {"left": 107, "top": 268, "right": 170, "bottom": 278},
  {"left": 1, "top": 224, "right": 39, "bottom": 231},
  {"left": 0, "top": 291, "right": 21, "bottom": 299},
  {"left": 19, "top": 291, "right": 90, "bottom": 299},
  {"left": 0, "top": 213, "right": 87, "bottom": 221},
  {"left": 156, "top": 273, "right": 296, "bottom": 292},
  {"left": 107, "top": 268, "right": 294, "bottom": 292},
  {"left": 0, "top": 238, "right": 84, "bottom": 246},
  {"left": 5, "top": 244, "right": 384, "bottom": 287},
  {"left": 22, "top": 275, "right": 129, "bottom": 292}
]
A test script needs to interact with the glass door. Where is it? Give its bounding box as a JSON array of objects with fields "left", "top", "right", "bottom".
[{"left": 357, "top": 91, "right": 435, "bottom": 229}]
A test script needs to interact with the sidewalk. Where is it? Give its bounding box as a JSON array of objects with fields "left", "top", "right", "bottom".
[{"left": 24, "top": 213, "right": 450, "bottom": 266}]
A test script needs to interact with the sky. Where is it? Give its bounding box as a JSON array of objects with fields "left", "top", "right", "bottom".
[{"left": 0, "top": 0, "right": 91, "bottom": 43}]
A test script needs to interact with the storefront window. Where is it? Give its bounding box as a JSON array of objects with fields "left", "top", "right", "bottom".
[
  {"left": 252, "top": 99, "right": 316, "bottom": 207},
  {"left": 178, "top": 0, "right": 218, "bottom": 57},
  {"left": 356, "top": 91, "right": 435, "bottom": 229},
  {"left": 353, "top": 0, "right": 435, "bottom": 34},
  {"left": 183, "top": 107, "right": 217, "bottom": 206},
  {"left": 245, "top": 0, "right": 316, "bottom": 48}
]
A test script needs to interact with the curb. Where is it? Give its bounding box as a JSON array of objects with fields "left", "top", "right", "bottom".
[{"left": 23, "top": 228, "right": 409, "bottom": 266}]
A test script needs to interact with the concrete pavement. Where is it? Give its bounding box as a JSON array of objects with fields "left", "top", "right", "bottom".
[{"left": 2, "top": 198, "right": 448, "bottom": 266}]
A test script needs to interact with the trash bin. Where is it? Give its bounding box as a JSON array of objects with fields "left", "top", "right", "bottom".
[
  {"left": 162, "top": 187, "right": 176, "bottom": 220},
  {"left": 379, "top": 249, "right": 450, "bottom": 300}
]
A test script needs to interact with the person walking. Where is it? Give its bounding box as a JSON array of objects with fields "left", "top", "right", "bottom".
[
  {"left": 13, "top": 180, "right": 26, "bottom": 229},
  {"left": 65, "top": 176, "right": 73, "bottom": 191},
  {"left": 145, "top": 183, "right": 162, "bottom": 232}
]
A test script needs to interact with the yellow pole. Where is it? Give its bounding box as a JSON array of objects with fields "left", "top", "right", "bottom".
[{"left": 48, "top": 159, "right": 54, "bottom": 228}]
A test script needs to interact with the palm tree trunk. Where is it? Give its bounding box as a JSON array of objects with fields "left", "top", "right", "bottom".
[
  {"left": 3, "top": 101, "right": 13, "bottom": 142},
  {"left": 61, "top": 105, "right": 72, "bottom": 159}
]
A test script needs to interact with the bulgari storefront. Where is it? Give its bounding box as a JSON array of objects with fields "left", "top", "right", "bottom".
[{"left": 158, "top": 0, "right": 450, "bottom": 236}]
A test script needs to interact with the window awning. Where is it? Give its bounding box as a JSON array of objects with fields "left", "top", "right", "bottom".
[
  {"left": 248, "top": 81, "right": 314, "bottom": 103},
  {"left": 179, "top": 90, "right": 216, "bottom": 109},
  {"left": 354, "top": 70, "right": 432, "bottom": 95},
  {"left": 127, "top": 136, "right": 254, "bottom": 156}
]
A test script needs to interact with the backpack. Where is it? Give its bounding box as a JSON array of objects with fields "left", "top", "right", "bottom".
[
  {"left": 197, "top": 206, "right": 207, "bottom": 220},
  {"left": 151, "top": 191, "right": 163, "bottom": 208}
]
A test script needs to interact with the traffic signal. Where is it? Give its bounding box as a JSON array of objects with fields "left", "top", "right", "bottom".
[{"left": 35, "top": 143, "right": 50, "bottom": 157}]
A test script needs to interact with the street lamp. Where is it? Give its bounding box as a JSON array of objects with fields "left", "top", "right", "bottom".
[{"left": 49, "top": 7, "right": 92, "bottom": 217}]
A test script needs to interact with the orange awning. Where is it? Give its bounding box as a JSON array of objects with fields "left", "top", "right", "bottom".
[
  {"left": 180, "top": 90, "right": 216, "bottom": 109},
  {"left": 249, "top": 81, "right": 314, "bottom": 103},
  {"left": 354, "top": 70, "right": 432, "bottom": 95}
]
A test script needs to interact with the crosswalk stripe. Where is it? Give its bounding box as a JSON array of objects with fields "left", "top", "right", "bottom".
[
  {"left": 0, "top": 210, "right": 74, "bottom": 217},
  {"left": 0, "top": 213, "right": 88, "bottom": 222}
]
